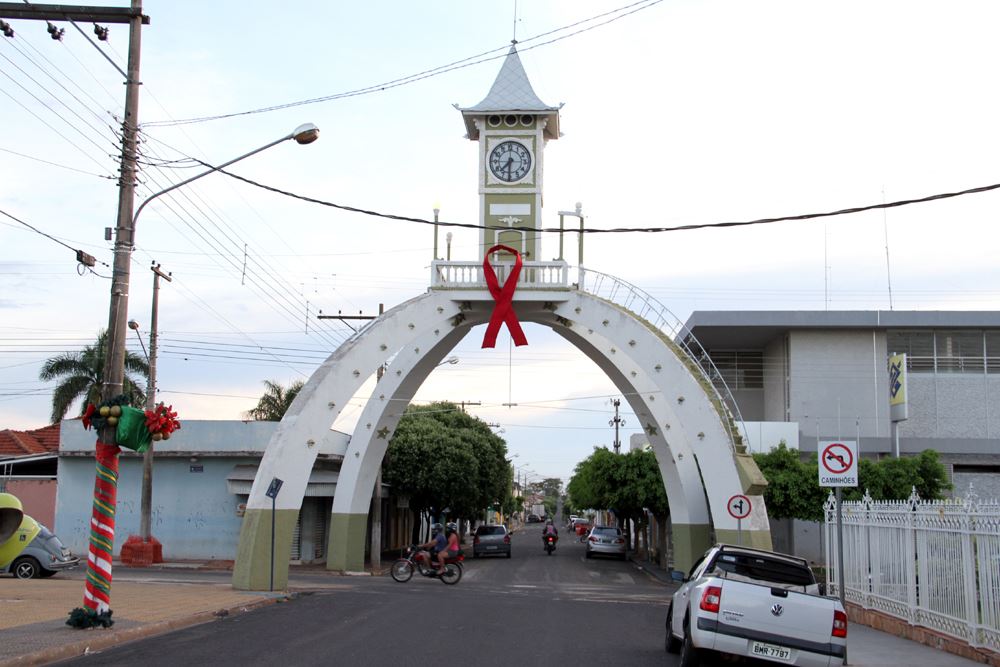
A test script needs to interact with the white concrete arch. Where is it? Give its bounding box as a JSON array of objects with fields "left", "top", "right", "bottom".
[{"left": 233, "top": 287, "right": 770, "bottom": 590}]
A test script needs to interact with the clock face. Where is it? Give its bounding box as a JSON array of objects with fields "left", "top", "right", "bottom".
[{"left": 489, "top": 141, "right": 532, "bottom": 182}]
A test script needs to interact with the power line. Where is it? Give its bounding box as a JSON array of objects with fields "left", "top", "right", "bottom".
[
  {"left": 213, "top": 165, "right": 1000, "bottom": 236},
  {"left": 143, "top": 0, "right": 663, "bottom": 128}
]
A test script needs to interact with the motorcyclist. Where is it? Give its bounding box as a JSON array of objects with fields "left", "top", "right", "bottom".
[
  {"left": 418, "top": 523, "right": 448, "bottom": 575},
  {"left": 542, "top": 519, "right": 559, "bottom": 548},
  {"left": 436, "top": 522, "right": 461, "bottom": 573}
]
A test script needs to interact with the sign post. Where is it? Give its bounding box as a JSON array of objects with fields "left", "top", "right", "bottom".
[
  {"left": 818, "top": 440, "right": 858, "bottom": 637},
  {"left": 265, "top": 477, "right": 283, "bottom": 592},
  {"left": 888, "top": 352, "right": 909, "bottom": 458},
  {"left": 727, "top": 494, "right": 751, "bottom": 545}
]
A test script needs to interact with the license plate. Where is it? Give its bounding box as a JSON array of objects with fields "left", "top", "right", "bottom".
[
  {"left": 751, "top": 641, "right": 791, "bottom": 661},
  {"left": 486, "top": 545, "right": 497, "bottom": 550}
]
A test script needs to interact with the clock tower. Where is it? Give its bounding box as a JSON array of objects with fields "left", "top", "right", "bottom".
[{"left": 458, "top": 43, "right": 561, "bottom": 260}]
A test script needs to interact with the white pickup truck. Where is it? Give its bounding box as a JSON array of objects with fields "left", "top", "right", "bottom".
[{"left": 665, "top": 544, "right": 847, "bottom": 667}]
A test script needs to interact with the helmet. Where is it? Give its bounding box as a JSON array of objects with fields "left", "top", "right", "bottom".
[
  {"left": 545, "top": 519, "right": 553, "bottom": 525},
  {"left": 431, "top": 522, "right": 444, "bottom": 536},
  {"left": 446, "top": 522, "right": 459, "bottom": 534}
]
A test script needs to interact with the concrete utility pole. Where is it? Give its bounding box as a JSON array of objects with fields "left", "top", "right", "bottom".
[
  {"left": 140, "top": 263, "right": 171, "bottom": 543},
  {"left": 0, "top": 0, "right": 150, "bottom": 618}
]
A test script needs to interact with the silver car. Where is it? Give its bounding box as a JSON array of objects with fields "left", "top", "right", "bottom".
[
  {"left": 473, "top": 524, "right": 511, "bottom": 558},
  {"left": 4, "top": 524, "right": 79, "bottom": 579},
  {"left": 584, "top": 525, "right": 627, "bottom": 560}
]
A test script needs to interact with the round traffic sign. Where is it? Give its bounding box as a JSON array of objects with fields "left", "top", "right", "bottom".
[
  {"left": 727, "top": 494, "right": 751, "bottom": 519},
  {"left": 821, "top": 443, "right": 854, "bottom": 475}
]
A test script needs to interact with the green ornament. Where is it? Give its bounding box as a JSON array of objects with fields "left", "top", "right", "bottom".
[{"left": 115, "top": 406, "right": 152, "bottom": 453}]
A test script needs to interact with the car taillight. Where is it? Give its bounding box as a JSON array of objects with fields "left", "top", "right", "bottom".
[
  {"left": 699, "top": 585, "right": 722, "bottom": 613},
  {"left": 504, "top": 535, "right": 510, "bottom": 544},
  {"left": 474, "top": 536, "right": 480, "bottom": 545},
  {"left": 832, "top": 610, "right": 848, "bottom": 638},
  {"left": 614, "top": 538, "right": 624, "bottom": 544}
]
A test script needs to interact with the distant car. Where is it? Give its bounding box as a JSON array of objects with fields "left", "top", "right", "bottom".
[
  {"left": 4, "top": 524, "right": 79, "bottom": 579},
  {"left": 585, "top": 525, "right": 627, "bottom": 560},
  {"left": 473, "top": 524, "right": 511, "bottom": 558},
  {"left": 526, "top": 514, "right": 541, "bottom": 524}
]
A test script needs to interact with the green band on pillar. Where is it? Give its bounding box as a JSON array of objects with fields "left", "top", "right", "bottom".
[
  {"left": 232, "top": 508, "right": 299, "bottom": 591},
  {"left": 671, "top": 523, "right": 713, "bottom": 576},
  {"left": 327, "top": 513, "right": 368, "bottom": 573}
]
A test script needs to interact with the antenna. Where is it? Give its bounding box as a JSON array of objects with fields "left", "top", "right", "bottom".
[
  {"left": 512, "top": 0, "right": 519, "bottom": 43},
  {"left": 882, "top": 187, "right": 895, "bottom": 310}
]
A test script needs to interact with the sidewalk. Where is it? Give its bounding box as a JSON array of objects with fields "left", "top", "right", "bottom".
[
  {"left": 627, "top": 553, "right": 985, "bottom": 667},
  {"left": 0, "top": 572, "right": 283, "bottom": 666}
]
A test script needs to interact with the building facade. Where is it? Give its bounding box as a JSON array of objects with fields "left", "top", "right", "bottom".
[{"left": 680, "top": 311, "right": 1000, "bottom": 558}]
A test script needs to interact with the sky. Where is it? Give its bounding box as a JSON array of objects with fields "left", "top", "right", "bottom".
[{"left": 3, "top": 0, "right": 1000, "bottom": 484}]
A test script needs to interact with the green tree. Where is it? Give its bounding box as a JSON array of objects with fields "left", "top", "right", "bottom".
[
  {"left": 39, "top": 330, "right": 148, "bottom": 423},
  {"left": 244, "top": 379, "right": 305, "bottom": 421},
  {"left": 383, "top": 402, "right": 511, "bottom": 540},
  {"left": 755, "top": 444, "right": 952, "bottom": 522},
  {"left": 567, "top": 447, "right": 669, "bottom": 550}
]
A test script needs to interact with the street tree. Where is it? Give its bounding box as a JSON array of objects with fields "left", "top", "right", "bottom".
[
  {"left": 384, "top": 402, "right": 512, "bottom": 541},
  {"left": 243, "top": 379, "right": 305, "bottom": 421},
  {"left": 567, "top": 447, "right": 668, "bottom": 553},
  {"left": 39, "top": 329, "right": 148, "bottom": 423}
]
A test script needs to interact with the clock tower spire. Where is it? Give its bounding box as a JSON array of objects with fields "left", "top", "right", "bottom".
[{"left": 458, "top": 44, "right": 562, "bottom": 261}]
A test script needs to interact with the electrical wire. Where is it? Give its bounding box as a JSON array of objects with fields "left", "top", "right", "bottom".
[
  {"left": 212, "top": 164, "right": 1000, "bottom": 236},
  {"left": 143, "top": 0, "right": 663, "bottom": 127},
  {"left": 0, "top": 146, "right": 113, "bottom": 178}
]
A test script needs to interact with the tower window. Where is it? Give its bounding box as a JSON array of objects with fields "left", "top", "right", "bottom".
[
  {"left": 488, "top": 115, "right": 502, "bottom": 127},
  {"left": 520, "top": 115, "right": 534, "bottom": 127},
  {"left": 504, "top": 114, "right": 518, "bottom": 127}
]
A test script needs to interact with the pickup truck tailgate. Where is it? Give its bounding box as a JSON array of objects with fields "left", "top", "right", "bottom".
[{"left": 719, "top": 581, "right": 833, "bottom": 645}]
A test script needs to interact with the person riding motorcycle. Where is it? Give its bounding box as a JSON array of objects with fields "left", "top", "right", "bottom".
[
  {"left": 418, "top": 523, "right": 448, "bottom": 576},
  {"left": 542, "top": 519, "right": 558, "bottom": 548},
  {"left": 436, "top": 522, "right": 461, "bottom": 573}
]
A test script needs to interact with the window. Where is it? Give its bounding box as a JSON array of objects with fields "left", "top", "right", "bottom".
[
  {"left": 888, "top": 330, "right": 995, "bottom": 373},
  {"left": 706, "top": 350, "right": 763, "bottom": 390},
  {"left": 936, "top": 331, "right": 984, "bottom": 373},
  {"left": 987, "top": 332, "right": 1000, "bottom": 374},
  {"left": 887, "top": 331, "right": 935, "bottom": 371}
]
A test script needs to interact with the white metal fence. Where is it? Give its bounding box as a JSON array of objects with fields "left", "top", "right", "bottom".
[{"left": 825, "top": 488, "right": 1000, "bottom": 652}]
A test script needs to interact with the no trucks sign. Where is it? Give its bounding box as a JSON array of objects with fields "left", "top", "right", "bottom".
[{"left": 818, "top": 441, "right": 858, "bottom": 487}]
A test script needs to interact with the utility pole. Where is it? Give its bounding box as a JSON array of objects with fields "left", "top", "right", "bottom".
[
  {"left": 139, "top": 263, "right": 170, "bottom": 547},
  {"left": 0, "top": 0, "right": 150, "bottom": 620},
  {"left": 460, "top": 400, "right": 482, "bottom": 413},
  {"left": 610, "top": 398, "right": 626, "bottom": 453}
]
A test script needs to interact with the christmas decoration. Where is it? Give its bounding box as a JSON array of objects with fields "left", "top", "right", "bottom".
[
  {"left": 80, "top": 440, "right": 120, "bottom": 620},
  {"left": 481, "top": 244, "right": 528, "bottom": 348}
]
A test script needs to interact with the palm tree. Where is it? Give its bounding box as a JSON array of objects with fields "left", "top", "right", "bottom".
[
  {"left": 244, "top": 379, "right": 305, "bottom": 421},
  {"left": 39, "top": 330, "right": 149, "bottom": 424}
]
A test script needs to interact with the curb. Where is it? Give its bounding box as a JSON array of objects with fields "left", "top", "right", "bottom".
[{"left": 0, "top": 595, "right": 287, "bottom": 667}]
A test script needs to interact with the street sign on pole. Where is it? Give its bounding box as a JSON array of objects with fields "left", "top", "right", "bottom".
[
  {"left": 818, "top": 441, "right": 858, "bottom": 487},
  {"left": 266, "top": 477, "right": 283, "bottom": 592},
  {"left": 727, "top": 494, "right": 751, "bottom": 545}
]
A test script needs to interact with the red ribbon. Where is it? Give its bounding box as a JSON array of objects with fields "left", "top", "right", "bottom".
[{"left": 482, "top": 244, "right": 528, "bottom": 348}]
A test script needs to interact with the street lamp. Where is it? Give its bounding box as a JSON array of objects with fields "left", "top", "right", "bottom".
[
  {"left": 446, "top": 231, "right": 453, "bottom": 261},
  {"left": 99, "top": 123, "right": 319, "bottom": 575}
]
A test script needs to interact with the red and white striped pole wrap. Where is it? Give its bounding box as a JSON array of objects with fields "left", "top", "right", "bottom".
[{"left": 83, "top": 441, "right": 120, "bottom": 614}]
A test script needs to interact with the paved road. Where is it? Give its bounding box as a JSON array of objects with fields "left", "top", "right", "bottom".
[
  {"left": 54, "top": 528, "right": 983, "bottom": 667},
  {"left": 58, "top": 528, "right": 670, "bottom": 666}
]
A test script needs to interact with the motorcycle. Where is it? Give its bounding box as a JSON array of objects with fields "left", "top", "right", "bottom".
[
  {"left": 390, "top": 544, "right": 463, "bottom": 585},
  {"left": 544, "top": 534, "right": 557, "bottom": 555}
]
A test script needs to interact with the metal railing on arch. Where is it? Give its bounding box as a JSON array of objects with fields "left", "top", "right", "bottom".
[{"left": 577, "top": 267, "right": 748, "bottom": 451}]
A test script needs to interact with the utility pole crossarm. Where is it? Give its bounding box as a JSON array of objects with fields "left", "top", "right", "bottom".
[{"left": 0, "top": 3, "right": 149, "bottom": 23}]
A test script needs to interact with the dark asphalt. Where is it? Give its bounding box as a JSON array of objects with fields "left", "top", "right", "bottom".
[{"left": 57, "top": 528, "right": 678, "bottom": 667}]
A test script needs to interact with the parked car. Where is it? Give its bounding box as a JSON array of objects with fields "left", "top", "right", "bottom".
[
  {"left": 584, "top": 525, "right": 626, "bottom": 560},
  {"left": 665, "top": 544, "right": 847, "bottom": 667},
  {"left": 4, "top": 524, "right": 79, "bottom": 579},
  {"left": 526, "top": 514, "right": 541, "bottom": 524},
  {"left": 473, "top": 524, "right": 511, "bottom": 558}
]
